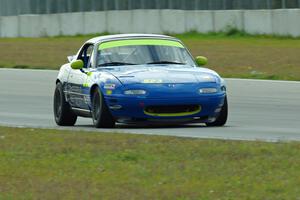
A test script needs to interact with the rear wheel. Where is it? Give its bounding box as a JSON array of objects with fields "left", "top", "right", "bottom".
[
  {"left": 92, "top": 88, "right": 115, "bottom": 128},
  {"left": 53, "top": 82, "right": 77, "bottom": 126},
  {"left": 206, "top": 96, "right": 228, "bottom": 127}
]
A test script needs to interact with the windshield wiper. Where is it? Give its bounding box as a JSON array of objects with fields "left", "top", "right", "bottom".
[
  {"left": 98, "top": 62, "right": 136, "bottom": 67},
  {"left": 147, "top": 61, "right": 186, "bottom": 65}
]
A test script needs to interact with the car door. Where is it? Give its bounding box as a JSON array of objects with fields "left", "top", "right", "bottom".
[{"left": 67, "top": 44, "right": 94, "bottom": 110}]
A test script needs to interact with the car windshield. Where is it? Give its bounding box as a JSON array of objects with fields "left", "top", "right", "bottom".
[{"left": 97, "top": 39, "right": 196, "bottom": 67}]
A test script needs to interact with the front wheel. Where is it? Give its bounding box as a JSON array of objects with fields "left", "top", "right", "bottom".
[
  {"left": 53, "top": 82, "right": 77, "bottom": 126},
  {"left": 206, "top": 96, "right": 228, "bottom": 127},
  {"left": 92, "top": 88, "right": 115, "bottom": 128}
]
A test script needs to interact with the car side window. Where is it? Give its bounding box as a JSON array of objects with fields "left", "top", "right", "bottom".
[{"left": 78, "top": 44, "right": 94, "bottom": 68}]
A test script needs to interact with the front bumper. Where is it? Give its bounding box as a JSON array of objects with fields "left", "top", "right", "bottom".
[{"left": 104, "top": 93, "right": 226, "bottom": 123}]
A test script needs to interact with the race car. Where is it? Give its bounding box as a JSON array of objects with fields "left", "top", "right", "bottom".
[{"left": 53, "top": 34, "right": 227, "bottom": 128}]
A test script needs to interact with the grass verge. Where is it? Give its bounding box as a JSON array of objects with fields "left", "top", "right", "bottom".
[
  {"left": 0, "top": 32, "right": 300, "bottom": 80},
  {"left": 0, "top": 126, "right": 300, "bottom": 199}
]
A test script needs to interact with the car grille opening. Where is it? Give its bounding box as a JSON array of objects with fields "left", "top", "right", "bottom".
[{"left": 144, "top": 105, "right": 201, "bottom": 116}]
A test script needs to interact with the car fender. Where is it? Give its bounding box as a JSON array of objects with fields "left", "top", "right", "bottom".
[
  {"left": 88, "top": 72, "right": 123, "bottom": 99},
  {"left": 56, "top": 64, "right": 71, "bottom": 84}
]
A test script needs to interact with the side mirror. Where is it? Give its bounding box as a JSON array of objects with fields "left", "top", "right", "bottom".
[
  {"left": 71, "top": 60, "right": 84, "bottom": 70},
  {"left": 195, "top": 56, "right": 208, "bottom": 66}
]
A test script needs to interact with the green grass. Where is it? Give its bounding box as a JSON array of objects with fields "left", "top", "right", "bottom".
[
  {"left": 1, "top": 126, "right": 300, "bottom": 199},
  {"left": 0, "top": 32, "right": 300, "bottom": 80}
]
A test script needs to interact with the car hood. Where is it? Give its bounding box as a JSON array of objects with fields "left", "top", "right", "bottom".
[{"left": 99, "top": 65, "right": 220, "bottom": 85}]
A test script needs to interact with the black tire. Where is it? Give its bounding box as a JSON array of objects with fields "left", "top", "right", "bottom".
[
  {"left": 53, "top": 82, "right": 77, "bottom": 126},
  {"left": 92, "top": 87, "right": 115, "bottom": 128},
  {"left": 206, "top": 96, "right": 228, "bottom": 127}
]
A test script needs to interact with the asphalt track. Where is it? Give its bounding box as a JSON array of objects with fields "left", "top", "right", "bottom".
[{"left": 0, "top": 68, "right": 300, "bottom": 142}]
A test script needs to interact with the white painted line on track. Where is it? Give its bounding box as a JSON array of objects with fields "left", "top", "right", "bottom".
[
  {"left": 226, "top": 78, "right": 300, "bottom": 84},
  {"left": 0, "top": 68, "right": 57, "bottom": 72},
  {"left": 0, "top": 123, "right": 289, "bottom": 143}
]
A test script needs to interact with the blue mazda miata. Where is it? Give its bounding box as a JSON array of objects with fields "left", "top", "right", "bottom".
[{"left": 54, "top": 34, "right": 227, "bottom": 128}]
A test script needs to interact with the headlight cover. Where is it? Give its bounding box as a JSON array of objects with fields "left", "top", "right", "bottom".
[{"left": 124, "top": 90, "right": 147, "bottom": 95}]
